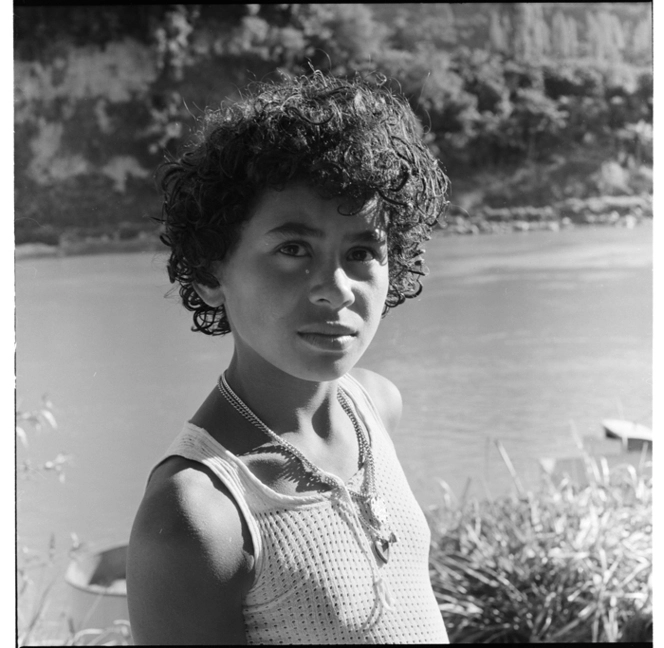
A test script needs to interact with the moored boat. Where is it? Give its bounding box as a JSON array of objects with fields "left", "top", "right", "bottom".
[
  {"left": 602, "top": 418, "right": 652, "bottom": 451},
  {"left": 65, "top": 543, "right": 129, "bottom": 634}
]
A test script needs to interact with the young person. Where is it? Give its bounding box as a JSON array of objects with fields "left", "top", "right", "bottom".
[{"left": 127, "top": 71, "right": 449, "bottom": 645}]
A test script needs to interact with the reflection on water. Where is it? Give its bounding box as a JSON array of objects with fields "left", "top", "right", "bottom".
[{"left": 16, "top": 224, "right": 652, "bottom": 554}]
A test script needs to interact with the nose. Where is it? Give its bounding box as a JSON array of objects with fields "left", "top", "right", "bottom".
[{"left": 308, "top": 262, "right": 355, "bottom": 310}]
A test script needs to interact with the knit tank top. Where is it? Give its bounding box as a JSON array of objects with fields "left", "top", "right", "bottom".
[{"left": 157, "top": 374, "right": 448, "bottom": 644}]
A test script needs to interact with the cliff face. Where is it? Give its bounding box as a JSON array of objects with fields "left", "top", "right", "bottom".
[{"left": 369, "top": 3, "right": 652, "bottom": 65}]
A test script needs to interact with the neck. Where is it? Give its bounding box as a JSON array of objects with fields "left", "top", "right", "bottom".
[{"left": 224, "top": 353, "right": 346, "bottom": 439}]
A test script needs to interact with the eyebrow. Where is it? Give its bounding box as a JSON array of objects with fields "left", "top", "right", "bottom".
[
  {"left": 265, "top": 222, "right": 387, "bottom": 243},
  {"left": 266, "top": 223, "right": 324, "bottom": 239}
]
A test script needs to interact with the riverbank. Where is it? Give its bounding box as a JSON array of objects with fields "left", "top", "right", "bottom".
[
  {"left": 440, "top": 193, "right": 652, "bottom": 235},
  {"left": 14, "top": 194, "right": 653, "bottom": 261},
  {"left": 14, "top": 231, "right": 164, "bottom": 261}
]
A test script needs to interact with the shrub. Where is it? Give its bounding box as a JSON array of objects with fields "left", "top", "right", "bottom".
[{"left": 428, "top": 453, "right": 652, "bottom": 643}]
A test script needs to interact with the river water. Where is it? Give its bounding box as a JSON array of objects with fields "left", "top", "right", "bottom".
[{"left": 16, "top": 224, "right": 653, "bottom": 564}]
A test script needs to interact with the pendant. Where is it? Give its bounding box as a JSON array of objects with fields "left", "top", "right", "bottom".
[
  {"left": 368, "top": 495, "right": 389, "bottom": 529},
  {"left": 374, "top": 537, "right": 391, "bottom": 564},
  {"left": 373, "top": 532, "right": 398, "bottom": 564}
]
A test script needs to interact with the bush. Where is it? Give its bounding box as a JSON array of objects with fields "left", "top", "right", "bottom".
[{"left": 428, "top": 454, "right": 652, "bottom": 643}]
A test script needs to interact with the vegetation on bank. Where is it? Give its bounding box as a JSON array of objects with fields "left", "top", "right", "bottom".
[
  {"left": 14, "top": 4, "right": 652, "bottom": 246},
  {"left": 428, "top": 449, "right": 652, "bottom": 643}
]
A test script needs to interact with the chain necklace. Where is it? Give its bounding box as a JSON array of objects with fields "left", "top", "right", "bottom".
[{"left": 217, "top": 372, "right": 397, "bottom": 563}]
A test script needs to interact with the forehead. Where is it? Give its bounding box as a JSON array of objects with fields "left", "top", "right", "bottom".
[{"left": 248, "top": 183, "right": 386, "bottom": 232}]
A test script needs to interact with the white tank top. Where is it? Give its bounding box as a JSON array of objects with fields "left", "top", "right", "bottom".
[{"left": 157, "top": 374, "right": 449, "bottom": 644}]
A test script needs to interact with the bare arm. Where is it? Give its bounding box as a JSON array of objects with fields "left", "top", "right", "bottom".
[
  {"left": 127, "top": 457, "right": 254, "bottom": 645},
  {"left": 350, "top": 367, "right": 403, "bottom": 435}
]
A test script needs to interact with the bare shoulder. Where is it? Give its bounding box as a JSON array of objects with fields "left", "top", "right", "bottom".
[
  {"left": 349, "top": 367, "right": 403, "bottom": 435},
  {"left": 127, "top": 456, "right": 254, "bottom": 645}
]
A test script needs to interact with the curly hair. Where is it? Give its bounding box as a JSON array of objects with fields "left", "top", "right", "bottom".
[{"left": 157, "top": 70, "right": 449, "bottom": 335}]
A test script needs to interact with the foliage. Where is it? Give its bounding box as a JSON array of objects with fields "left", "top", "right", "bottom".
[
  {"left": 13, "top": 4, "right": 653, "bottom": 244},
  {"left": 428, "top": 453, "right": 652, "bottom": 643},
  {"left": 383, "top": 4, "right": 457, "bottom": 53},
  {"left": 412, "top": 48, "right": 651, "bottom": 172},
  {"left": 13, "top": 6, "right": 168, "bottom": 57},
  {"left": 369, "top": 41, "right": 652, "bottom": 176},
  {"left": 16, "top": 396, "right": 72, "bottom": 481}
]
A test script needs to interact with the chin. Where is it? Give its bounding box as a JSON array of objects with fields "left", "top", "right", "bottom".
[{"left": 289, "top": 354, "right": 362, "bottom": 384}]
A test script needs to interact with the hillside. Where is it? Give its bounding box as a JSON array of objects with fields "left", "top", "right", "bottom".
[{"left": 14, "top": 4, "right": 652, "bottom": 248}]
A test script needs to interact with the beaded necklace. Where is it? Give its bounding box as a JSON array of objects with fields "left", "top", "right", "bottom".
[{"left": 217, "top": 372, "right": 397, "bottom": 563}]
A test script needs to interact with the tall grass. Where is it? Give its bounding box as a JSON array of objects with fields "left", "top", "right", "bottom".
[{"left": 428, "top": 449, "right": 652, "bottom": 643}]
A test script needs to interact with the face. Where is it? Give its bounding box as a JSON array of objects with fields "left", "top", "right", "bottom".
[{"left": 200, "top": 183, "right": 390, "bottom": 383}]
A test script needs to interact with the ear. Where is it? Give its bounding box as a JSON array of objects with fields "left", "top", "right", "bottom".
[{"left": 193, "top": 279, "right": 225, "bottom": 308}]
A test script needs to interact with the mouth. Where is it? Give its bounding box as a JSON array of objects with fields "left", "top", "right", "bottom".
[
  {"left": 297, "top": 326, "right": 358, "bottom": 351},
  {"left": 299, "top": 324, "right": 357, "bottom": 337}
]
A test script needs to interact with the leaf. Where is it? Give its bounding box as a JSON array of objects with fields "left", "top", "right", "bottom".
[
  {"left": 549, "top": 615, "right": 585, "bottom": 640},
  {"left": 16, "top": 426, "right": 29, "bottom": 448},
  {"left": 39, "top": 409, "right": 58, "bottom": 429}
]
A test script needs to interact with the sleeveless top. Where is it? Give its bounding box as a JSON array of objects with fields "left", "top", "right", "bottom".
[{"left": 154, "top": 373, "right": 449, "bottom": 644}]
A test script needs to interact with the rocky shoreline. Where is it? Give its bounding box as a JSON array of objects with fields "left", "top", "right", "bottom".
[
  {"left": 15, "top": 231, "right": 164, "bottom": 260},
  {"left": 15, "top": 194, "right": 653, "bottom": 261},
  {"left": 439, "top": 194, "right": 652, "bottom": 235}
]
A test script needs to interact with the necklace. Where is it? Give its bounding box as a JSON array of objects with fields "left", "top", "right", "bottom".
[{"left": 217, "top": 372, "right": 397, "bottom": 563}]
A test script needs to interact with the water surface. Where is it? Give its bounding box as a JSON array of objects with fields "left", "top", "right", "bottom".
[{"left": 16, "top": 224, "right": 652, "bottom": 559}]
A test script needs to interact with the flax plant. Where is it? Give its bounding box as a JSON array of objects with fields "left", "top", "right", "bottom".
[{"left": 428, "top": 449, "right": 652, "bottom": 643}]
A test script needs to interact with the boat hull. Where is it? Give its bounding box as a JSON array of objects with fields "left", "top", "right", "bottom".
[
  {"left": 602, "top": 419, "right": 652, "bottom": 451},
  {"left": 65, "top": 544, "right": 129, "bottom": 633}
]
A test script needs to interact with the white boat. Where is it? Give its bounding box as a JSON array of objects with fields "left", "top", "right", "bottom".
[
  {"left": 65, "top": 544, "right": 129, "bottom": 633},
  {"left": 602, "top": 419, "right": 652, "bottom": 451}
]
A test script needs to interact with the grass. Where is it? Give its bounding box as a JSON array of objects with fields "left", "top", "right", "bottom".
[{"left": 427, "top": 443, "right": 653, "bottom": 643}]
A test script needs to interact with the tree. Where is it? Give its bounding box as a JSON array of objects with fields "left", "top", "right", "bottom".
[
  {"left": 384, "top": 4, "right": 457, "bottom": 53},
  {"left": 298, "top": 3, "right": 388, "bottom": 72}
]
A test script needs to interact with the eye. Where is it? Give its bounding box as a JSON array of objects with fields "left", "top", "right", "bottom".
[
  {"left": 347, "top": 247, "right": 377, "bottom": 262},
  {"left": 278, "top": 242, "right": 309, "bottom": 257}
]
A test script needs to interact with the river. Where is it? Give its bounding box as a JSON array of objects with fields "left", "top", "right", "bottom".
[{"left": 16, "top": 223, "right": 653, "bottom": 565}]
